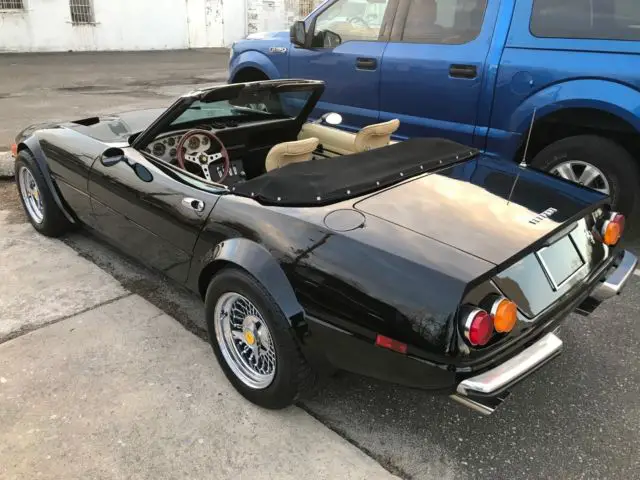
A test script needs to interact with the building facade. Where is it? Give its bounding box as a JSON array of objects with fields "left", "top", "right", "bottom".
[{"left": 0, "top": 0, "right": 323, "bottom": 52}]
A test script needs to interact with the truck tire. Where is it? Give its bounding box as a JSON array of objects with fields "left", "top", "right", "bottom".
[{"left": 530, "top": 135, "right": 639, "bottom": 216}]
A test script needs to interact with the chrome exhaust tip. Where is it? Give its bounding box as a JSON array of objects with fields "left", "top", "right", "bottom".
[{"left": 450, "top": 392, "right": 509, "bottom": 416}]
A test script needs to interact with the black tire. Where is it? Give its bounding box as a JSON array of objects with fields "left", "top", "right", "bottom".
[
  {"left": 14, "top": 150, "right": 73, "bottom": 237},
  {"left": 530, "top": 135, "right": 639, "bottom": 216},
  {"left": 204, "top": 268, "right": 316, "bottom": 409},
  {"left": 231, "top": 68, "right": 269, "bottom": 84}
]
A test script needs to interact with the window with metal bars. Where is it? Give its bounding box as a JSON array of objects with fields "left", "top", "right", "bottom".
[
  {"left": 285, "top": 0, "right": 322, "bottom": 19},
  {"left": 69, "top": 0, "right": 95, "bottom": 24},
  {"left": 0, "top": 0, "right": 25, "bottom": 9}
]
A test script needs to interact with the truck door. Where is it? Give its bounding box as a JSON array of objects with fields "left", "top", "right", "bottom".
[
  {"left": 379, "top": 0, "right": 501, "bottom": 148},
  {"left": 289, "top": 0, "right": 398, "bottom": 131}
]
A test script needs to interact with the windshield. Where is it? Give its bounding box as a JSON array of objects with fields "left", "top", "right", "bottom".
[{"left": 171, "top": 89, "right": 314, "bottom": 126}]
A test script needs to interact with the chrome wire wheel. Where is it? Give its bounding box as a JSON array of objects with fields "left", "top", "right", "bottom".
[
  {"left": 213, "top": 292, "right": 276, "bottom": 389},
  {"left": 18, "top": 166, "right": 44, "bottom": 224},
  {"left": 550, "top": 160, "right": 611, "bottom": 195}
]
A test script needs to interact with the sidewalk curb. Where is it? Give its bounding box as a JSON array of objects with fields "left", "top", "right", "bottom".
[{"left": 0, "top": 151, "right": 14, "bottom": 179}]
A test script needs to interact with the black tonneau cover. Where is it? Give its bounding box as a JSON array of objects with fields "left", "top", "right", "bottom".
[{"left": 233, "top": 138, "right": 478, "bottom": 206}]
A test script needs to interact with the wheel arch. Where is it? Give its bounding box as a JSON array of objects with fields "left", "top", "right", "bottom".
[
  {"left": 196, "top": 238, "right": 305, "bottom": 329},
  {"left": 18, "top": 136, "right": 76, "bottom": 224},
  {"left": 508, "top": 80, "right": 640, "bottom": 167},
  {"left": 229, "top": 51, "right": 278, "bottom": 83}
]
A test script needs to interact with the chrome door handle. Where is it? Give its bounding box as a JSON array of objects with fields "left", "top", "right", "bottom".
[{"left": 182, "top": 197, "right": 205, "bottom": 213}]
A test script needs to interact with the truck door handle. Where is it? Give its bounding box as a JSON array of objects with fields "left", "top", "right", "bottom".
[
  {"left": 449, "top": 64, "right": 477, "bottom": 79},
  {"left": 182, "top": 197, "right": 205, "bottom": 214},
  {"left": 356, "top": 57, "right": 377, "bottom": 70}
]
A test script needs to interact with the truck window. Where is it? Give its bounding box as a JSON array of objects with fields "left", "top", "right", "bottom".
[
  {"left": 400, "top": 0, "right": 487, "bottom": 45},
  {"left": 314, "top": 0, "right": 392, "bottom": 46},
  {"left": 531, "top": 0, "right": 640, "bottom": 41}
]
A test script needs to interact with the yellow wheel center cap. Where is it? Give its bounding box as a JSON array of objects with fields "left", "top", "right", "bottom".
[{"left": 244, "top": 330, "right": 256, "bottom": 346}]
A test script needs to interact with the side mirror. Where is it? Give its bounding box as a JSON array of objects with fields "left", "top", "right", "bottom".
[{"left": 290, "top": 21, "right": 307, "bottom": 48}]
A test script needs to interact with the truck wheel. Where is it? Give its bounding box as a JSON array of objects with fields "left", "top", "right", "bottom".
[
  {"left": 204, "top": 268, "right": 317, "bottom": 409},
  {"left": 15, "top": 150, "right": 73, "bottom": 237},
  {"left": 530, "top": 135, "right": 639, "bottom": 216}
]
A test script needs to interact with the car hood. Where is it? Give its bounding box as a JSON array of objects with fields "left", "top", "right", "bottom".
[
  {"left": 244, "top": 30, "right": 289, "bottom": 40},
  {"left": 354, "top": 156, "right": 607, "bottom": 266},
  {"left": 16, "top": 108, "right": 166, "bottom": 145}
]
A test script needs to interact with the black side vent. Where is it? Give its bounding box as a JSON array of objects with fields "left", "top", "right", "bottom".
[{"left": 72, "top": 117, "right": 101, "bottom": 126}]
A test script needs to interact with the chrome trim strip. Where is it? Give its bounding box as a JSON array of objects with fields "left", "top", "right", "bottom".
[
  {"left": 591, "top": 250, "right": 638, "bottom": 302},
  {"left": 457, "top": 333, "right": 563, "bottom": 396},
  {"left": 462, "top": 308, "right": 484, "bottom": 343}
]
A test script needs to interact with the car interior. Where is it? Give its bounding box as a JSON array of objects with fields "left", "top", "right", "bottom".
[{"left": 140, "top": 83, "right": 401, "bottom": 187}]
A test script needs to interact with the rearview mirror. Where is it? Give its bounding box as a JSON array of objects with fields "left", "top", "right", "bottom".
[{"left": 290, "top": 21, "right": 307, "bottom": 48}]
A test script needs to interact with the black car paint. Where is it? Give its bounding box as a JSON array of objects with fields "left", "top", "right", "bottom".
[{"left": 15, "top": 83, "right": 616, "bottom": 395}]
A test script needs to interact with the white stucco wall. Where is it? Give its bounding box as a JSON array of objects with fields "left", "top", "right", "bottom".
[{"left": 0, "top": 0, "right": 248, "bottom": 52}]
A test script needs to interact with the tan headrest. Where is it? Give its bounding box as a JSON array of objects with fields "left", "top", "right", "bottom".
[
  {"left": 354, "top": 119, "right": 400, "bottom": 152},
  {"left": 265, "top": 137, "right": 320, "bottom": 172}
]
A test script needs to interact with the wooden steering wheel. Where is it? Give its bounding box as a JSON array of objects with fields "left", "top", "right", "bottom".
[{"left": 176, "top": 129, "right": 230, "bottom": 183}]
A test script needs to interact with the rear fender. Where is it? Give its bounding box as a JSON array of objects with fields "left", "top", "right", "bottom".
[
  {"left": 488, "top": 79, "right": 640, "bottom": 160},
  {"left": 510, "top": 79, "right": 640, "bottom": 134},
  {"left": 20, "top": 136, "right": 76, "bottom": 224},
  {"left": 194, "top": 238, "right": 305, "bottom": 329}
]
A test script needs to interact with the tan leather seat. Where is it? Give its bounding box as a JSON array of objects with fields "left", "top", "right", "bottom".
[
  {"left": 298, "top": 119, "right": 400, "bottom": 156},
  {"left": 265, "top": 137, "right": 319, "bottom": 172},
  {"left": 354, "top": 119, "right": 400, "bottom": 152}
]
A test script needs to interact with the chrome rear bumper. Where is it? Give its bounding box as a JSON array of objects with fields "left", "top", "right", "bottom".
[
  {"left": 451, "top": 333, "right": 563, "bottom": 415},
  {"left": 452, "top": 250, "right": 637, "bottom": 415},
  {"left": 590, "top": 250, "right": 637, "bottom": 302}
]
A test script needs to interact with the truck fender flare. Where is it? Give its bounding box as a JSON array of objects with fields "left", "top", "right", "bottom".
[
  {"left": 230, "top": 51, "right": 281, "bottom": 81},
  {"left": 20, "top": 136, "right": 76, "bottom": 224},
  {"left": 197, "top": 238, "right": 305, "bottom": 329},
  {"left": 510, "top": 79, "right": 640, "bottom": 135}
]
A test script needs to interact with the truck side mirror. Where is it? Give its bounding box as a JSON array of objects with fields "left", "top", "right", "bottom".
[{"left": 290, "top": 21, "right": 307, "bottom": 48}]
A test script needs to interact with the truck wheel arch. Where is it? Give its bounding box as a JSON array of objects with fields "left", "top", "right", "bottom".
[
  {"left": 231, "top": 67, "right": 270, "bottom": 83},
  {"left": 509, "top": 79, "right": 640, "bottom": 162},
  {"left": 196, "top": 238, "right": 305, "bottom": 329},
  {"left": 230, "top": 51, "right": 281, "bottom": 83}
]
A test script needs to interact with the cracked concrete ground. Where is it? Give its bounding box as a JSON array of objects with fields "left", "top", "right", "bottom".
[{"left": 0, "top": 183, "right": 398, "bottom": 480}]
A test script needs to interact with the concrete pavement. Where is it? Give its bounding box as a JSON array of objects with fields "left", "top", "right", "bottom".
[{"left": 0, "top": 183, "right": 398, "bottom": 480}]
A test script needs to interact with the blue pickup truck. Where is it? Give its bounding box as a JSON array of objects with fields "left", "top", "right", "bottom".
[{"left": 229, "top": 0, "right": 640, "bottom": 215}]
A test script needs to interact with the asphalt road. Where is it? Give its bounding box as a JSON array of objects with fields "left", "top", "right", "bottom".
[{"left": 1, "top": 51, "right": 639, "bottom": 480}]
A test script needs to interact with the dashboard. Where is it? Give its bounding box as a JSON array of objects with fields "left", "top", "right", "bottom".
[{"left": 145, "top": 132, "right": 213, "bottom": 165}]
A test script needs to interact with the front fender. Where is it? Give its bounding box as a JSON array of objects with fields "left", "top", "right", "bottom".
[
  {"left": 510, "top": 79, "right": 640, "bottom": 134},
  {"left": 20, "top": 135, "right": 76, "bottom": 223},
  {"left": 229, "top": 50, "right": 283, "bottom": 82},
  {"left": 192, "top": 237, "right": 304, "bottom": 327}
]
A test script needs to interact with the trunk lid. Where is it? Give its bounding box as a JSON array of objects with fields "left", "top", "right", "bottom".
[{"left": 354, "top": 156, "right": 607, "bottom": 266}]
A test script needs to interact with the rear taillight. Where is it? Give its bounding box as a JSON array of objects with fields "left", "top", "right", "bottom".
[
  {"left": 10, "top": 143, "right": 17, "bottom": 158},
  {"left": 601, "top": 212, "right": 625, "bottom": 246},
  {"left": 490, "top": 297, "right": 518, "bottom": 333},
  {"left": 463, "top": 309, "right": 494, "bottom": 346}
]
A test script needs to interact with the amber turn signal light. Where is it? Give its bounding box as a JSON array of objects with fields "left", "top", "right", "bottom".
[
  {"left": 490, "top": 298, "right": 518, "bottom": 333},
  {"left": 10, "top": 143, "right": 18, "bottom": 158},
  {"left": 601, "top": 213, "right": 625, "bottom": 246}
]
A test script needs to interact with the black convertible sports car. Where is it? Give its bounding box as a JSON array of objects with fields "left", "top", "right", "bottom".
[{"left": 12, "top": 79, "right": 637, "bottom": 414}]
